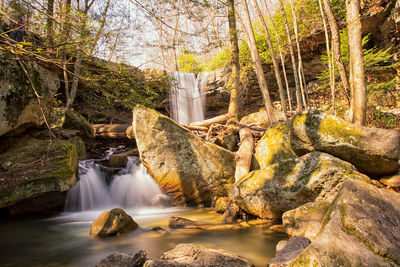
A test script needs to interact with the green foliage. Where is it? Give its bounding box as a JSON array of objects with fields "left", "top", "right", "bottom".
[
  {"left": 178, "top": 52, "right": 204, "bottom": 73},
  {"left": 318, "top": 32, "right": 399, "bottom": 98},
  {"left": 366, "top": 107, "right": 400, "bottom": 129},
  {"left": 204, "top": 47, "right": 231, "bottom": 71}
]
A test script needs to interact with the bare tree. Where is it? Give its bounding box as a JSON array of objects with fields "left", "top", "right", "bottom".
[
  {"left": 253, "top": 0, "right": 287, "bottom": 119},
  {"left": 241, "top": 0, "right": 276, "bottom": 122},
  {"left": 277, "top": 0, "right": 302, "bottom": 112},
  {"left": 323, "top": 0, "right": 351, "bottom": 105},
  {"left": 346, "top": 0, "right": 367, "bottom": 125},
  {"left": 227, "top": 0, "right": 240, "bottom": 121},
  {"left": 318, "top": 0, "right": 335, "bottom": 113}
]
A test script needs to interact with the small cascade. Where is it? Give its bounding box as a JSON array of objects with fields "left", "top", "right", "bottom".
[
  {"left": 65, "top": 157, "right": 168, "bottom": 211},
  {"left": 168, "top": 71, "right": 209, "bottom": 125}
]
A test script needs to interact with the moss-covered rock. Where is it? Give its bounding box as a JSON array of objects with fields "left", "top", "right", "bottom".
[
  {"left": 215, "top": 196, "right": 230, "bottom": 213},
  {"left": 132, "top": 105, "right": 236, "bottom": 206},
  {"left": 255, "top": 122, "right": 297, "bottom": 168},
  {"left": 240, "top": 111, "right": 270, "bottom": 128},
  {"left": 230, "top": 152, "right": 371, "bottom": 219},
  {"left": 64, "top": 108, "right": 94, "bottom": 140},
  {"left": 0, "top": 137, "right": 78, "bottom": 210},
  {"left": 287, "top": 179, "right": 400, "bottom": 266},
  {"left": 291, "top": 110, "right": 400, "bottom": 176},
  {"left": 282, "top": 201, "right": 331, "bottom": 240},
  {"left": 0, "top": 51, "right": 59, "bottom": 136},
  {"left": 67, "top": 136, "right": 86, "bottom": 159},
  {"left": 90, "top": 208, "right": 139, "bottom": 237}
]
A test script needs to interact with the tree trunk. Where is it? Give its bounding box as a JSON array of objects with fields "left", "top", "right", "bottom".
[
  {"left": 323, "top": 0, "right": 351, "bottom": 105},
  {"left": 227, "top": 0, "right": 241, "bottom": 121},
  {"left": 346, "top": 0, "right": 367, "bottom": 125},
  {"left": 318, "top": 0, "right": 335, "bottom": 112},
  {"left": 235, "top": 127, "right": 254, "bottom": 182},
  {"left": 263, "top": 0, "right": 292, "bottom": 113},
  {"left": 278, "top": 0, "right": 302, "bottom": 113},
  {"left": 89, "top": 0, "right": 111, "bottom": 55},
  {"left": 240, "top": 0, "right": 276, "bottom": 122},
  {"left": 289, "top": 0, "right": 309, "bottom": 109},
  {"left": 46, "top": 0, "right": 55, "bottom": 48},
  {"left": 253, "top": 0, "right": 287, "bottom": 120}
]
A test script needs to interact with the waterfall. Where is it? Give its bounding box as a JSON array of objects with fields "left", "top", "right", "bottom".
[
  {"left": 65, "top": 157, "right": 168, "bottom": 211},
  {"left": 168, "top": 71, "right": 209, "bottom": 125}
]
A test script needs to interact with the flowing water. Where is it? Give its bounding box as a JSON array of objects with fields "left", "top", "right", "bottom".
[
  {"left": 169, "top": 71, "right": 209, "bottom": 125},
  {"left": 0, "top": 157, "right": 286, "bottom": 266}
]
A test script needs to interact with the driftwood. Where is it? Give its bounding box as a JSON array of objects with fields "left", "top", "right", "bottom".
[
  {"left": 92, "top": 124, "right": 134, "bottom": 139},
  {"left": 234, "top": 127, "right": 254, "bottom": 182},
  {"left": 189, "top": 113, "right": 234, "bottom": 128},
  {"left": 184, "top": 125, "right": 209, "bottom": 132}
]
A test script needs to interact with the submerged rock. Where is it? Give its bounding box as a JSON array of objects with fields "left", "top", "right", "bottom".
[
  {"left": 254, "top": 122, "right": 297, "bottom": 169},
  {"left": 288, "top": 179, "right": 400, "bottom": 266},
  {"left": 168, "top": 217, "right": 207, "bottom": 230},
  {"left": 0, "top": 137, "right": 78, "bottom": 212},
  {"left": 132, "top": 105, "right": 236, "bottom": 206},
  {"left": 143, "top": 243, "right": 254, "bottom": 267},
  {"left": 96, "top": 252, "right": 133, "bottom": 267},
  {"left": 291, "top": 110, "right": 400, "bottom": 176},
  {"left": 231, "top": 152, "right": 371, "bottom": 219},
  {"left": 90, "top": 208, "right": 139, "bottom": 237}
]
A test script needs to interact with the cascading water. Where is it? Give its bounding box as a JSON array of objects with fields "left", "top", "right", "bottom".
[
  {"left": 65, "top": 156, "right": 168, "bottom": 211},
  {"left": 168, "top": 71, "right": 210, "bottom": 125}
]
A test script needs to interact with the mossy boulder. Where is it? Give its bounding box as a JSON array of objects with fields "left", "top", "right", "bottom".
[
  {"left": 255, "top": 122, "right": 297, "bottom": 168},
  {"left": 90, "top": 208, "right": 139, "bottom": 237},
  {"left": 67, "top": 136, "right": 86, "bottom": 159},
  {"left": 132, "top": 105, "right": 236, "bottom": 206},
  {"left": 230, "top": 152, "right": 371, "bottom": 219},
  {"left": 0, "top": 137, "right": 78, "bottom": 211},
  {"left": 287, "top": 179, "right": 400, "bottom": 266},
  {"left": 240, "top": 111, "right": 270, "bottom": 128},
  {"left": 64, "top": 108, "right": 94, "bottom": 140},
  {"left": 0, "top": 51, "right": 59, "bottom": 136},
  {"left": 291, "top": 110, "right": 400, "bottom": 176},
  {"left": 282, "top": 201, "right": 331, "bottom": 240}
]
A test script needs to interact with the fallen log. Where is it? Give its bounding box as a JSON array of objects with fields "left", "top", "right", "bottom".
[
  {"left": 184, "top": 125, "right": 209, "bottom": 132},
  {"left": 92, "top": 124, "right": 135, "bottom": 139},
  {"left": 234, "top": 127, "right": 254, "bottom": 182},
  {"left": 189, "top": 113, "right": 234, "bottom": 128}
]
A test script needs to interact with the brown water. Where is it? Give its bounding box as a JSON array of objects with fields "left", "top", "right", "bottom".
[{"left": 0, "top": 208, "right": 286, "bottom": 266}]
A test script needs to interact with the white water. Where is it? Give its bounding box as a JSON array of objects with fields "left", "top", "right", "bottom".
[
  {"left": 65, "top": 157, "right": 168, "bottom": 211},
  {"left": 169, "top": 71, "right": 210, "bottom": 125}
]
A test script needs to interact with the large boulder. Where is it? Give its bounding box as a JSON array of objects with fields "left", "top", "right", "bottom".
[
  {"left": 0, "top": 137, "right": 78, "bottom": 212},
  {"left": 63, "top": 108, "right": 95, "bottom": 141},
  {"left": 0, "top": 52, "right": 59, "bottom": 136},
  {"left": 286, "top": 179, "right": 400, "bottom": 266},
  {"left": 231, "top": 152, "right": 371, "bottom": 219},
  {"left": 132, "top": 105, "right": 236, "bottom": 205},
  {"left": 254, "top": 122, "right": 297, "bottom": 169},
  {"left": 143, "top": 243, "right": 254, "bottom": 267},
  {"left": 90, "top": 208, "right": 139, "bottom": 237},
  {"left": 290, "top": 110, "right": 400, "bottom": 176}
]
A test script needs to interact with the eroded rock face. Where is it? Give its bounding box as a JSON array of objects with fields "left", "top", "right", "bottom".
[
  {"left": 132, "top": 105, "right": 236, "bottom": 206},
  {"left": 90, "top": 208, "right": 139, "bottom": 237},
  {"left": 231, "top": 152, "right": 371, "bottom": 219},
  {"left": 291, "top": 110, "right": 400, "bottom": 176},
  {"left": 0, "top": 137, "right": 78, "bottom": 212},
  {"left": 282, "top": 201, "right": 331, "bottom": 240},
  {"left": 288, "top": 179, "right": 400, "bottom": 266},
  {"left": 143, "top": 243, "right": 254, "bottom": 267},
  {"left": 254, "top": 122, "right": 297, "bottom": 169},
  {"left": 0, "top": 52, "right": 59, "bottom": 137}
]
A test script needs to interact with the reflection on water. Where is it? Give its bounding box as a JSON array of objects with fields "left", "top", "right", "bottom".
[{"left": 0, "top": 208, "right": 286, "bottom": 267}]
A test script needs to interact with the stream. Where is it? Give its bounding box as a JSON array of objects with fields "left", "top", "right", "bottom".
[{"left": 0, "top": 156, "right": 286, "bottom": 266}]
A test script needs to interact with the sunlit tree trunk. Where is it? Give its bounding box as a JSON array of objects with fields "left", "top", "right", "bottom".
[
  {"left": 318, "top": 0, "right": 335, "bottom": 113},
  {"left": 253, "top": 0, "right": 287, "bottom": 120},
  {"left": 277, "top": 0, "right": 302, "bottom": 113},
  {"left": 46, "top": 0, "right": 55, "bottom": 48},
  {"left": 241, "top": 0, "right": 276, "bottom": 122},
  {"left": 289, "top": 0, "right": 309, "bottom": 109},
  {"left": 227, "top": 0, "right": 240, "bottom": 121},
  {"left": 263, "top": 0, "right": 292, "bottom": 113},
  {"left": 346, "top": 0, "right": 366, "bottom": 125},
  {"left": 323, "top": 0, "right": 351, "bottom": 105}
]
